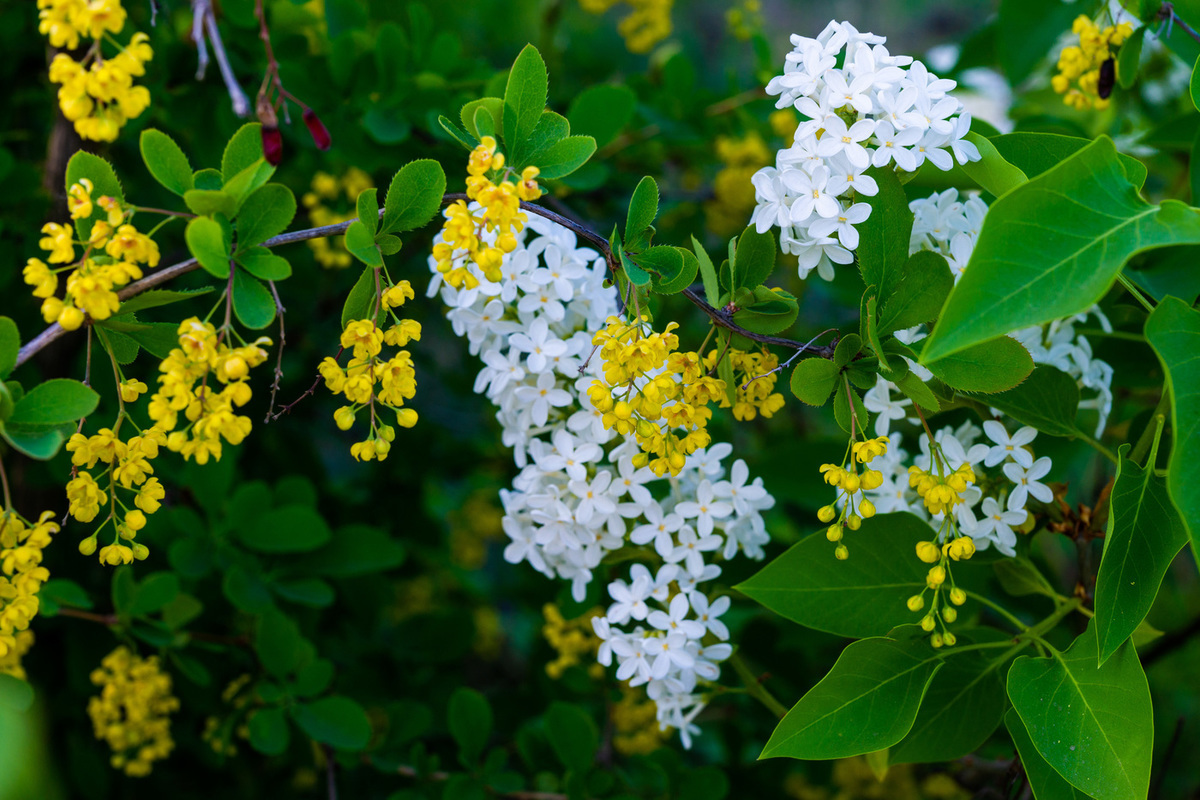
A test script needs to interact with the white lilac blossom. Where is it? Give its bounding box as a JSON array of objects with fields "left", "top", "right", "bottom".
[
  {"left": 428, "top": 211, "right": 775, "bottom": 749},
  {"left": 753, "top": 20, "right": 982, "bottom": 280}
]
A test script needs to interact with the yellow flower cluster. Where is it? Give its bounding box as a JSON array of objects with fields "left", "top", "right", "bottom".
[
  {"left": 725, "top": 0, "right": 762, "bottom": 41},
  {"left": 816, "top": 437, "right": 887, "bottom": 560},
  {"left": 201, "top": 674, "right": 253, "bottom": 758},
  {"left": 578, "top": 0, "right": 674, "bottom": 53},
  {"left": 148, "top": 318, "right": 272, "bottom": 465},
  {"left": 88, "top": 646, "right": 179, "bottom": 776},
  {"left": 702, "top": 347, "right": 786, "bottom": 421},
  {"left": 541, "top": 604, "right": 605, "bottom": 679},
  {"left": 302, "top": 168, "right": 374, "bottom": 269},
  {"left": 588, "top": 317, "right": 724, "bottom": 476},
  {"left": 66, "top": 421, "right": 166, "bottom": 565},
  {"left": 705, "top": 134, "right": 771, "bottom": 236},
  {"left": 434, "top": 137, "right": 542, "bottom": 290},
  {"left": 320, "top": 281, "right": 421, "bottom": 461},
  {"left": 0, "top": 508, "right": 58, "bottom": 679},
  {"left": 907, "top": 463, "right": 976, "bottom": 516},
  {"left": 38, "top": 0, "right": 153, "bottom": 141},
  {"left": 1052, "top": 15, "right": 1133, "bottom": 110},
  {"left": 25, "top": 180, "right": 160, "bottom": 331},
  {"left": 611, "top": 686, "right": 667, "bottom": 755}
]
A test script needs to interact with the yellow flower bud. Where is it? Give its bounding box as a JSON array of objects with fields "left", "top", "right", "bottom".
[
  {"left": 834, "top": 544, "right": 849, "bottom": 561},
  {"left": 845, "top": 514, "right": 861, "bottom": 531},
  {"left": 926, "top": 565, "right": 947, "bottom": 588},
  {"left": 942, "top": 632, "right": 956, "bottom": 647},
  {"left": 817, "top": 505, "right": 836, "bottom": 523},
  {"left": 915, "top": 541, "right": 940, "bottom": 563},
  {"left": 949, "top": 587, "right": 967, "bottom": 606},
  {"left": 396, "top": 408, "right": 418, "bottom": 428},
  {"left": 79, "top": 537, "right": 97, "bottom": 556},
  {"left": 906, "top": 595, "right": 925, "bottom": 612},
  {"left": 825, "top": 524, "right": 843, "bottom": 542},
  {"left": 858, "top": 498, "right": 876, "bottom": 518},
  {"left": 931, "top": 633, "right": 944, "bottom": 648},
  {"left": 942, "top": 607, "right": 957, "bottom": 624},
  {"left": 59, "top": 306, "right": 86, "bottom": 330},
  {"left": 125, "top": 510, "right": 146, "bottom": 531},
  {"left": 920, "top": 614, "right": 936, "bottom": 632},
  {"left": 334, "top": 406, "right": 356, "bottom": 431}
]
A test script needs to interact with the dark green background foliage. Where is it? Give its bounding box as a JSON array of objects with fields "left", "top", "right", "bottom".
[{"left": 3, "top": 0, "right": 1200, "bottom": 798}]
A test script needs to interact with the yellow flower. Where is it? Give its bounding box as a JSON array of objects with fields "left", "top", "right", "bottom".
[{"left": 88, "top": 646, "right": 178, "bottom": 776}]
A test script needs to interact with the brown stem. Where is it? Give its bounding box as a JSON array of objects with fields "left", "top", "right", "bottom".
[{"left": 265, "top": 280, "right": 287, "bottom": 422}]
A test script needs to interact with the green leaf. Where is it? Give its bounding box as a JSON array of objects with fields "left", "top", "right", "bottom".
[
  {"left": 833, "top": 381, "right": 870, "bottom": 435},
  {"left": 1007, "top": 621, "right": 1152, "bottom": 800},
  {"left": 38, "top": 578, "right": 93, "bottom": 616},
  {"left": 356, "top": 188, "right": 379, "bottom": 238},
  {"left": 877, "top": 251, "right": 954, "bottom": 335},
  {"left": 0, "top": 425, "right": 64, "bottom": 460},
  {"left": 991, "top": 132, "right": 1147, "bottom": 190},
  {"left": 502, "top": 44, "right": 548, "bottom": 151},
  {"left": 1005, "top": 710, "right": 1094, "bottom": 800},
  {"left": 733, "top": 226, "right": 775, "bottom": 289},
  {"left": 925, "top": 336, "right": 1033, "bottom": 394},
  {"left": 460, "top": 97, "right": 504, "bottom": 139},
  {"left": 960, "top": 132, "right": 1028, "bottom": 197},
  {"left": 183, "top": 189, "right": 237, "bottom": 219},
  {"left": 289, "top": 524, "right": 405, "bottom": 577},
  {"left": 732, "top": 287, "right": 798, "bottom": 335},
  {"left": 1095, "top": 441, "right": 1188, "bottom": 664},
  {"left": 256, "top": 608, "right": 304, "bottom": 677},
  {"left": 893, "top": 372, "right": 940, "bottom": 413},
  {"left": 0, "top": 674, "right": 34, "bottom": 712},
  {"left": 789, "top": 357, "right": 839, "bottom": 406},
  {"left": 236, "top": 248, "right": 292, "bottom": 281},
  {"left": 0, "top": 317, "right": 19, "bottom": 380},
  {"left": 344, "top": 220, "right": 383, "bottom": 267},
  {"left": 139, "top": 129, "right": 193, "bottom": 195},
  {"left": 271, "top": 578, "right": 335, "bottom": 608},
  {"left": 125, "top": 323, "right": 180, "bottom": 360},
  {"left": 292, "top": 658, "right": 335, "bottom": 698},
  {"left": 448, "top": 688, "right": 492, "bottom": 765},
  {"left": 65, "top": 150, "right": 123, "bottom": 241},
  {"left": 545, "top": 702, "right": 599, "bottom": 772},
  {"left": 857, "top": 167, "right": 912, "bottom": 300},
  {"left": 693, "top": 236, "right": 719, "bottom": 306},
  {"left": 222, "top": 122, "right": 264, "bottom": 181},
  {"left": 567, "top": 84, "right": 636, "bottom": 148},
  {"left": 636, "top": 245, "right": 682, "bottom": 282},
  {"left": 248, "top": 707, "right": 290, "bottom": 756},
  {"left": 438, "top": 114, "right": 477, "bottom": 150},
  {"left": 381, "top": 159, "right": 446, "bottom": 235},
  {"left": 8, "top": 379, "right": 98, "bottom": 426},
  {"left": 116, "top": 288, "right": 213, "bottom": 316},
  {"left": 160, "top": 592, "right": 203, "bottom": 629},
  {"left": 889, "top": 645, "right": 1007, "bottom": 765},
  {"left": 536, "top": 135, "right": 596, "bottom": 180},
  {"left": 291, "top": 697, "right": 372, "bottom": 751},
  {"left": 222, "top": 159, "right": 275, "bottom": 213},
  {"left": 1144, "top": 296, "right": 1200, "bottom": 551},
  {"left": 626, "top": 176, "right": 659, "bottom": 245},
  {"left": 738, "top": 512, "right": 939, "bottom": 638},
  {"left": 193, "top": 168, "right": 223, "bottom": 191},
  {"left": 861, "top": 292, "right": 890, "bottom": 370},
  {"left": 654, "top": 247, "right": 699, "bottom": 295},
  {"left": 237, "top": 184, "right": 296, "bottom": 250},
  {"left": 222, "top": 563, "right": 274, "bottom": 613},
  {"left": 761, "top": 637, "right": 943, "bottom": 760},
  {"left": 514, "top": 110, "right": 569, "bottom": 167},
  {"left": 127, "top": 571, "right": 181, "bottom": 617},
  {"left": 834, "top": 334, "right": 861, "bottom": 369},
  {"left": 1193, "top": 55, "right": 1200, "bottom": 112},
  {"left": 994, "top": 557, "right": 1058, "bottom": 599},
  {"left": 186, "top": 216, "right": 232, "bottom": 278},
  {"left": 997, "top": 0, "right": 1079, "bottom": 84},
  {"left": 620, "top": 248, "right": 651, "bottom": 287},
  {"left": 1117, "top": 27, "right": 1147, "bottom": 89},
  {"left": 341, "top": 267, "right": 378, "bottom": 328},
  {"left": 238, "top": 506, "right": 333, "bottom": 553},
  {"left": 232, "top": 270, "right": 276, "bottom": 330},
  {"left": 922, "top": 137, "right": 1200, "bottom": 362},
  {"left": 983, "top": 364, "right": 1081, "bottom": 436}
]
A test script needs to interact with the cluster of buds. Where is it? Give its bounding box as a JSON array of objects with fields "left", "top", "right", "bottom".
[{"left": 816, "top": 436, "right": 887, "bottom": 559}]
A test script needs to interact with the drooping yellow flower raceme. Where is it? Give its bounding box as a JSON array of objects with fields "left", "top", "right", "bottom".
[
  {"left": 320, "top": 280, "right": 421, "bottom": 461},
  {"left": 1052, "top": 15, "right": 1134, "bottom": 110},
  {"left": 701, "top": 347, "right": 786, "bottom": 421},
  {"left": 38, "top": 0, "right": 153, "bottom": 141},
  {"left": 0, "top": 507, "right": 59, "bottom": 679},
  {"left": 25, "top": 182, "right": 160, "bottom": 331},
  {"left": 87, "top": 646, "right": 179, "bottom": 776},
  {"left": 303, "top": 168, "right": 374, "bottom": 269},
  {"left": 433, "top": 137, "right": 542, "bottom": 290},
  {"left": 815, "top": 435, "right": 888, "bottom": 559},
  {"left": 588, "top": 316, "right": 723, "bottom": 477}
]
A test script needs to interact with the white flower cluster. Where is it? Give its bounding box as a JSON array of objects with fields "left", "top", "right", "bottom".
[
  {"left": 752, "top": 20, "right": 981, "bottom": 280},
  {"left": 428, "top": 212, "right": 775, "bottom": 747},
  {"left": 1012, "top": 309, "right": 1115, "bottom": 436}
]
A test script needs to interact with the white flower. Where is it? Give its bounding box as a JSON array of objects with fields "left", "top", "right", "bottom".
[
  {"left": 509, "top": 318, "right": 567, "bottom": 373},
  {"left": 674, "top": 480, "right": 733, "bottom": 537},
  {"left": 972, "top": 496, "right": 1024, "bottom": 556},
  {"left": 750, "top": 168, "right": 793, "bottom": 234},
  {"left": 813, "top": 116, "right": 876, "bottom": 168},
  {"left": 982, "top": 420, "right": 1037, "bottom": 468},
  {"left": 783, "top": 165, "right": 841, "bottom": 220},
  {"left": 569, "top": 471, "right": 617, "bottom": 526},
  {"left": 606, "top": 573, "right": 652, "bottom": 624},
  {"left": 863, "top": 376, "right": 911, "bottom": 436},
  {"left": 647, "top": 594, "right": 706, "bottom": 640},
  {"left": 611, "top": 456, "right": 655, "bottom": 507},
  {"left": 1004, "top": 457, "right": 1054, "bottom": 511},
  {"left": 870, "top": 120, "right": 922, "bottom": 171},
  {"left": 825, "top": 154, "right": 879, "bottom": 197},
  {"left": 630, "top": 504, "right": 683, "bottom": 557},
  {"left": 514, "top": 371, "right": 572, "bottom": 426},
  {"left": 612, "top": 637, "right": 652, "bottom": 683},
  {"left": 667, "top": 526, "right": 724, "bottom": 576},
  {"left": 686, "top": 443, "right": 732, "bottom": 477},
  {"left": 643, "top": 633, "right": 695, "bottom": 679},
  {"left": 712, "top": 459, "right": 769, "bottom": 516},
  {"left": 807, "top": 202, "right": 871, "bottom": 249},
  {"left": 690, "top": 594, "right": 731, "bottom": 640}
]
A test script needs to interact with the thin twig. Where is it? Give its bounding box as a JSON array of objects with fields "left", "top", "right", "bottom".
[
  {"left": 265, "top": 280, "right": 287, "bottom": 422},
  {"left": 324, "top": 745, "right": 338, "bottom": 800},
  {"left": 191, "top": 0, "right": 251, "bottom": 116}
]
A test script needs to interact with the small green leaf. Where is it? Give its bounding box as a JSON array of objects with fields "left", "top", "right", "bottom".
[
  {"left": 272, "top": 578, "right": 335, "bottom": 608},
  {"left": 1007, "top": 621, "right": 1152, "bottom": 800},
  {"left": 834, "top": 334, "right": 861, "bottom": 369},
  {"left": 460, "top": 97, "right": 504, "bottom": 139},
  {"left": 567, "top": 84, "right": 636, "bottom": 148},
  {"left": 535, "top": 135, "right": 596, "bottom": 180},
  {"left": 894, "top": 372, "right": 940, "bottom": 413},
  {"left": 1095, "top": 441, "right": 1188, "bottom": 664},
  {"left": 994, "top": 557, "right": 1058, "bottom": 599},
  {"left": 222, "top": 159, "right": 275, "bottom": 213},
  {"left": 231, "top": 270, "right": 276, "bottom": 330},
  {"left": 514, "top": 110, "right": 570, "bottom": 167},
  {"left": 249, "top": 707, "right": 291, "bottom": 756},
  {"left": 139, "top": 129, "right": 194, "bottom": 195},
  {"left": 38, "top": 578, "right": 93, "bottom": 617},
  {"left": 448, "top": 688, "right": 492, "bottom": 765},
  {"left": 0, "top": 317, "right": 19, "bottom": 380},
  {"left": 344, "top": 220, "right": 383, "bottom": 267},
  {"left": 620, "top": 248, "right": 652, "bottom": 287},
  {"left": 8, "top": 379, "right": 98, "bottom": 427},
  {"left": 983, "top": 364, "right": 1080, "bottom": 436},
  {"left": 438, "top": 115, "right": 477, "bottom": 150},
  {"left": 789, "top": 358, "right": 839, "bottom": 406},
  {"left": 733, "top": 226, "right": 775, "bottom": 289},
  {"left": 925, "top": 336, "right": 1033, "bottom": 394},
  {"left": 65, "top": 151, "right": 123, "bottom": 241},
  {"left": 0, "top": 425, "right": 65, "bottom": 460},
  {"left": 1117, "top": 27, "right": 1147, "bottom": 89},
  {"left": 693, "top": 236, "right": 720, "bottom": 306},
  {"left": 125, "top": 323, "right": 180, "bottom": 360},
  {"left": 222, "top": 122, "right": 265, "bottom": 180},
  {"left": 833, "top": 381, "right": 870, "bottom": 435},
  {"left": 186, "top": 216, "right": 232, "bottom": 278},
  {"left": 341, "top": 267, "right": 378, "bottom": 328},
  {"left": 183, "top": 189, "right": 236, "bottom": 219},
  {"left": 237, "top": 184, "right": 296, "bottom": 250},
  {"left": 862, "top": 293, "right": 890, "bottom": 371},
  {"left": 503, "top": 44, "right": 549, "bottom": 151},
  {"left": 256, "top": 608, "right": 304, "bottom": 677},
  {"left": 654, "top": 247, "right": 699, "bottom": 295},
  {"left": 291, "top": 697, "right": 372, "bottom": 751},
  {"left": 546, "top": 702, "right": 599, "bottom": 772},
  {"left": 289, "top": 524, "right": 405, "bottom": 577},
  {"left": 761, "top": 637, "right": 943, "bottom": 760},
  {"left": 381, "top": 159, "right": 446, "bottom": 235},
  {"left": 857, "top": 167, "right": 912, "bottom": 300},
  {"left": 238, "top": 506, "right": 333, "bottom": 553},
  {"left": 222, "top": 563, "right": 274, "bottom": 613},
  {"left": 127, "top": 571, "right": 181, "bottom": 617},
  {"left": 0, "top": 674, "right": 34, "bottom": 712},
  {"left": 117, "top": 288, "right": 213, "bottom": 316},
  {"left": 237, "top": 248, "right": 292, "bottom": 281},
  {"left": 878, "top": 251, "right": 954, "bottom": 334},
  {"left": 960, "top": 132, "right": 1028, "bottom": 197},
  {"left": 356, "top": 188, "right": 379, "bottom": 238},
  {"left": 626, "top": 176, "right": 659, "bottom": 244}
]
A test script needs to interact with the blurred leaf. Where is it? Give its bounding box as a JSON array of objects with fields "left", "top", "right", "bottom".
[
  {"left": 0, "top": 674, "right": 34, "bottom": 712},
  {"left": 223, "top": 563, "right": 274, "bottom": 613},
  {"left": 448, "top": 688, "right": 492, "bottom": 765},
  {"left": 1117, "top": 27, "right": 1146, "bottom": 89},
  {"left": 996, "top": 0, "right": 1078, "bottom": 84},
  {"left": 292, "top": 697, "right": 372, "bottom": 750},
  {"left": 568, "top": 84, "right": 636, "bottom": 148},
  {"left": 0, "top": 317, "right": 17, "bottom": 380},
  {"left": 239, "top": 506, "right": 333, "bottom": 553},
  {"left": 545, "top": 702, "right": 598, "bottom": 772},
  {"left": 994, "top": 557, "right": 1058, "bottom": 599},
  {"left": 38, "top": 579, "right": 93, "bottom": 616},
  {"left": 289, "top": 524, "right": 405, "bottom": 577},
  {"left": 983, "top": 364, "right": 1081, "bottom": 436},
  {"left": 249, "top": 708, "right": 291, "bottom": 756},
  {"left": 272, "top": 577, "right": 335, "bottom": 608},
  {"left": 257, "top": 608, "right": 304, "bottom": 678}
]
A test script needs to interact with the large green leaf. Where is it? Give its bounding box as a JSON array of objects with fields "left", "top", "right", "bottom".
[
  {"left": 1095, "top": 440, "right": 1188, "bottom": 664},
  {"left": 925, "top": 336, "right": 1033, "bottom": 394},
  {"left": 983, "top": 364, "right": 1081, "bottom": 436},
  {"left": 922, "top": 137, "right": 1200, "bottom": 363},
  {"left": 737, "top": 512, "right": 937, "bottom": 638},
  {"left": 960, "top": 132, "right": 1028, "bottom": 197},
  {"left": 1006, "top": 710, "right": 1095, "bottom": 800},
  {"left": 760, "top": 637, "right": 943, "bottom": 760},
  {"left": 1007, "top": 622, "right": 1153, "bottom": 800},
  {"left": 857, "top": 166, "right": 912, "bottom": 300},
  {"left": 502, "top": 44, "right": 548, "bottom": 153},
  {"left": 991, "top": 132, "right": 1147, "bottom": 189},
  {"left": 1144, "top": 296, "right": 1200, "bottom": 551},
  {"left": 7, "top": 379, "right": 98, "bottom": 427},
  {"left": 0, "top": 674, "right": 34, "bottom": 712},
  {"left": 877, "top": 251, "right": 954, "bottom": 334}
]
